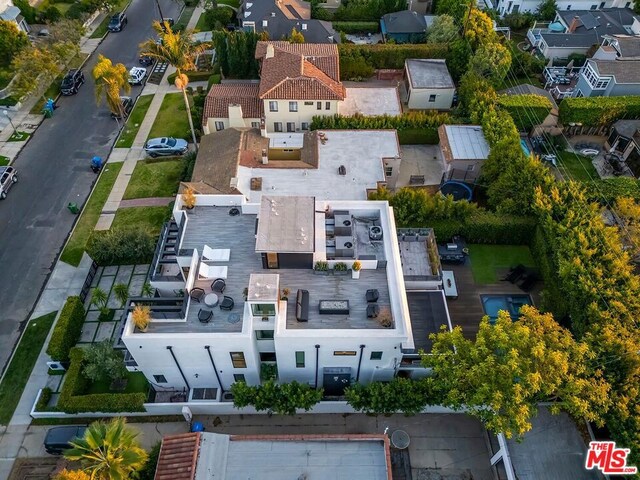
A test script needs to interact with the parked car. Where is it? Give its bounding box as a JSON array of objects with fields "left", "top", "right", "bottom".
[
  {"left": 128, "top": 67, "right": 147, "bottom": 85},
  {"left": 579, "top": 148, "right": 599, "bottom": 157},
  {"left": 0, "top": 166, "right": 18, "bottom": 200},
  {"left": 60, "top": 69, "right": 85, "bottom": 95},
  {"left": 108, "top": 12, "right": 127, "bottom": 32},
  {"left": 111, "top": 96, "right": 133, "bottom": 119},
  {"left": 44, "top": 425, "right": 86, "bottom": 455},
  {"left": 160, "top": 17, "right": 174, "bottom": 31},
  {"left": 144, "top": 137, "right": 188, "bottom": 157},
  {"left": 139, "top": 54, "right": 154, "bottom": 66}
]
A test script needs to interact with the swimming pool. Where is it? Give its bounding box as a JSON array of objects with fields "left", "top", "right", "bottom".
[
  {"left": 520, "top": 139, "right": 531, "bottom": 157},
  {"left": 480, "top": 294, "right": 532, "bottom": 321}
]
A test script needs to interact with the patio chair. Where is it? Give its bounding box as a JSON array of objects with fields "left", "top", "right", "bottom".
[
  {"left": 366, "top": 289, "right": 379, "bottom": 303},
  {"left": 366, "top": 304, "right": 380, "bottom": 318},
  {"left": 189, "top": 287, "right": 205, "bottom": 303},
  {"left": 198, "top": 309, "right": 213, "bottom": 323},
  {"left": 211, "top": 278, "right": 226, "bottom": 294},
  {"left": 219, "top": 296, "right": 234, "bottom": 311}
]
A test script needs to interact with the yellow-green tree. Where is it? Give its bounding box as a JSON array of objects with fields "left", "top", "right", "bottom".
[
  {"left": 464, "top": 8, "right": 497, "bottom": 49},
  {"left": 64, "top": 417, "right": 148, "bottom": 480},
  {"left": 53, "top": 469, "right": 91, "bottom": 480},
  {"left": 289, "top": 27, "right": 305, "bottom": 43},
  {"left": 615, "top": 196, "right": 640, "bottom": 258},
  {"left": 140, "top": 21, "right": 209, "bottom": 150},
  {"left": 92, "top": 55, "right": 130, "bottom": 118},
  {"left": 468, "top": 42, "right": 512, "bottom": 83},
  {"left": 424, "top": 306, "right": 611, "bottom": 438}
]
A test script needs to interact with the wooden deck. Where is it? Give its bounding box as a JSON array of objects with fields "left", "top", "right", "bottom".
[{"left": 444, "top": 262, "right": 542, "bottom": 340}]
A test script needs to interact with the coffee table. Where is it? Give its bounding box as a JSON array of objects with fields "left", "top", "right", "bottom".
[{"left": 204, "top": 293, "right": 219, "bottom": 307}]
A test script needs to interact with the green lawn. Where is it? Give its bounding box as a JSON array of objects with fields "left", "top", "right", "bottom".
[
  {"left": 0, "top": 311, "right": 57, "bottom": 425},
  {"left": 30, "top": 53, "right": 89, "bottom": 114},
  {"left": 147, "top": 93, "right": 190, "bottom": 141},
  {"left": 557, "top": 151, "right": 599, "bottom": 182},
  {"left": 60, "top": 162, "right": 124, "bottom": 267},
  {"left": 123, "top": 158, "right": 182, "bottom": 200},
  {"left": 219, "top": 0, "right": 240, "bottom": 7},
  {"left": 195, "top": 10, "right": 209, "bottom": 31},
  {"left": 7, "top": 131, "right": 30, "bottom": 142},
  {"left": 112, "top": 205, "right": 172, "bottom": 235},
  {"left": 86, "top": 371, "right": 149, "bottom": 395},
  {"left": 469, "top": 244, "right": 536, "bottom": 284},
  {"left": 54, "top": 2, "right": 72, "bottom": 14},
  {"left": 115, "top": 95, "right": 153, "bottom": 148},
  {"left": 174, "top": 5, "right": 196, "bottom": 30},
  {"left": 0, "top": 156, "right": 9, "bottom": 166}
]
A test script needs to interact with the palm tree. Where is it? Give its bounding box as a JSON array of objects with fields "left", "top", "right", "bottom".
[
  {"left": 64, "top": 417, "right": 148, "bottom": 480},
  {"left": 92, "top": 55, "right": 131, "bottom": 119},
  {"left": 140, "top": 21, "right": 209, "bottom": 151}
]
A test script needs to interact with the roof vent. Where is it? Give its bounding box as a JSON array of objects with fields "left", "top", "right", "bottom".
[
  {"left": 271, "top": 11, "right": 276, "bottom": 16},
  {"left": 338, "top": 165, "right": 346, "bottom": 175},
  {"left": 343, "top": 220, "right": 351, "bottom": 226}
]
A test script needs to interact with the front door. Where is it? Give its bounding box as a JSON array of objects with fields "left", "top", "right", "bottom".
[
  {"left": 266, "top": 252, "right": 278, "bottom": 269},
  {"left": 322, "top": 368, "right": 352, "bottom": 396}
]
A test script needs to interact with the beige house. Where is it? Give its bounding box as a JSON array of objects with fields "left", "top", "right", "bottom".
[
  {"left": 438, "top": 125, "right": 490, "bottom": 183},
  {"left": 404, "top": 59, "right": 455, "bottom": 111}
]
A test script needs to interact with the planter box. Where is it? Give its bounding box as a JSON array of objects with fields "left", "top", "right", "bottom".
[
  {"left": 313, "top": 270, "right": 329, "bottom": 275},
  {"left": 333, "top": 270, "right": 348, "bottom": 276}
]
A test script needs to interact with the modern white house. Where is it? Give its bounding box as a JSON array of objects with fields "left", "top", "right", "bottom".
[
  {"left": 404, "top": 59, "right": 455, "bottom": 111},
  {"left": 496, "top": 0, "right": 634, "bottom": 16}
]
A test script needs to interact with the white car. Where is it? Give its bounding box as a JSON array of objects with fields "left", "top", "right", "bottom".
[
  {"left": 579, "top": 148, "right": 600, "bottom": 157},
  {"left": 128, "top": 67, "right": 147, "bottom": 85}
]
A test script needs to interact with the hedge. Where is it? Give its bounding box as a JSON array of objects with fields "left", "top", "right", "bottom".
[
  {"left": 529, "top": 226, "right": 568, "bottom": 319},
  {"left": 429, "top": 211, "right": 537, "bottom": 245},
  {"left": 584, "top": 177, "right": 640, "bottom": 204},
  {"left": 311, "top": 111, "right": 451, "bottom": 131},
  {"left": 46, "top": 296, "right": 85, "bottom": 363},
  {"left": 167, "top": 70, "right": 214, "bottom": 85},
  {"left": 36, "top": 387, "right": 53, "bottom": 412},
  {"left": 57, "top": 348, "right": 146, "bottom": 414},
  {"left": 87, "top": 227, "right": 156, "bottom": 266},
  {"left": 497, "top": 94, "right": 553, "bottom": 131},
  {"left": 558, "top": 96, "right": 640, "bottom": 127},
  {"left": 332, "top": 21, "right": 380, "bottom": 33}
]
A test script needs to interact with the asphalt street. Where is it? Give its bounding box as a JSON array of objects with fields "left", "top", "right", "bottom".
[{"left": 0, "top": 0, "right": 182, "bottom": 372}]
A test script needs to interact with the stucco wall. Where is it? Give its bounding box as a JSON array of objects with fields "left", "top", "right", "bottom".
[
  {"left": 263, "top": 99, "right": 338, "bottom": 132},
  {"left": 407, "top": 87, "right": 454, "bottom": 110}
]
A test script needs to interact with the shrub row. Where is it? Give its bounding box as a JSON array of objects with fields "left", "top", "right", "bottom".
[
  {"left": 331, "top": 21, "right": 380, "bottom": 33},
  {"left": 36, "top": 387, "right": 53, "bottom": 412},
  {"left": 46, "top": 296, "right": 85, "bottom": 363},
  {"left": 529, "top": 226, "right": 568, "bottom": 319},
  {"left": 57, "top": 348, "right": 146, "bottom": 414},
  {"left": 167, "top": 70, "right": 214, "bottom": 85},
  {"left": 559, "top": 96, "right": 640, "bottom": 127},
  {"left": 497, "top": 94, "right": 553, "bottom": 131},
  {"left": 584, "top": 177, "right": 640, "bottom": 204},
  {"left": 311, "top": 111, "right": 451, "bottom": 131},
  {"left": 87, "top": 228, "right": 156, "bottom": 266},
  {"left": 429, "top": 211, "right": 537, "bottom": 245}
]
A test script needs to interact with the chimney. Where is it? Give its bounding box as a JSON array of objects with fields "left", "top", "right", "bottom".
[
  {"left": 262, "top": 148, "right": 268, "bottom": 164},
  {"left": 568, "top": 16, "right": 580, "bottom": 33},
  {"left": 228, "top": 104, "right": 244, "bottom": 128},
  {"left": 260, "top": 117, "right": 267, "bottom": 137},
  {"left": 266, "top": 43, "right": 275, "bottom": 58}
]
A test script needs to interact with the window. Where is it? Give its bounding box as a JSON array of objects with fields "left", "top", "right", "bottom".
[
  {"left": 428, "top": 94, "right": 437, "bottom": 102},
  {"left": 507, "top": 1, "right": 513, "bottom": 12},
  {"left": 304, "top": 101, "right": 314, "bottom": 106},
  {"left": 325, "top": 102, "right": 331, "bottom": 110},
  {"left": 467, "top": 164, "right": 475, "bottom": 171},
  {"left": 214, "top": 121, "right": 225, "bottom": 131},
  {"left": 317, "top": 101, "right": 322, "bottom": 110},
  {"left": 153, "top": 374, "right": 167, "bottom": 383},
  {"left": 262, "top": 20, "right": 268, "bottom": 27},
  {"left": 260, "top": 352, "right": 277, "bottom": 362},
  {"left": 385, "top": 166, "right": 393, "bottom": 177},
  {"left": 590, "top": 4, "right": 597, "bottom": 8},
  {"left": 302, "top": 23, "right": 307, "bottom": 30},
  {"left": 274, "top": 122, "right": 283, "bottom": 132},
  {"left": 296, "top": 351, "right": 305, "bottom": 368},
  {"left": 252, "top": 304, "right": 276, "bottom": 316},
  {"left": 191, "top": 387, "right": 217, "bottom": 400},
  {"left": 230, "top": 352, "right": 246, "bottom": 368},
  {"left": 233, "top": 374, "right": 246, "bottom": 382},
  {"left": 334, "top": 351, "right": 357, "bottom": 356},
  {"left": 251, "top": 121, "right": 260, "bottom": 128},
  {"left": 287, "top": 122, "right": 295, "bottom": 132},
  {"left": 289, "top": 101, "right": 298, "bottom": 112},
  {"left": 582, "top": 64, "right": 610, "bottom": 90},
  {"left": 256, "top": 330, "right": 274, "bottom": 340},
  {"left": 269, "top": 101, "right": 278, "bottom": 112},
  {"left": 301, "top": 122, "right": 309, "bottom": 130},
  {"left": 370, "top": 351, "right": 383, "bottom": 360}
]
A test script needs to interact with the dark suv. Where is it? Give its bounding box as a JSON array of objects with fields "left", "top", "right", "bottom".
[
  {"left": 111, "top": 96, "right": 133, "bottom": 119},
  {"left": 44, "top": 426, "right": 86, "bottom": 455},
  {"left": 60, "top": 69, "right": 85, "bottom": 95},
  {"left": 108, "top": 12, "right": 127, "bottom": 32}
]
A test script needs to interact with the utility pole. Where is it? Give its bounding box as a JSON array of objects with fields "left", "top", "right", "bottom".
[{"left": 154, "top": 0, "right": 165, "bottom": 21}]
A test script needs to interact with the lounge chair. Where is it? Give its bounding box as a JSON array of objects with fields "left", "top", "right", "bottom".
[
  {"left": 220, "top": 296, "right": 234, "bottom": 311},
  {"left": 202, "top": 246, "right": 230, "bottom": 262},
  {"left": 189, "top": 287, "right": 205, "bottom": 303},
  {"left": 198, "top": 309, "right": 213, "bottom": 323}
]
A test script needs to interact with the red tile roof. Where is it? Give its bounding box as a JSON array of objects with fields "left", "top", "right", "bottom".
[
  {"left": 203, "top": 83, "right": 264, "bottom": 121},
  {"left": 154, "top": 432, "right": 200, "bottom": 480}
]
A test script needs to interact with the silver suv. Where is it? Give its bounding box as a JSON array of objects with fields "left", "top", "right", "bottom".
[{"left": 0, "top": 166, "right": 18, "bottom": 199}]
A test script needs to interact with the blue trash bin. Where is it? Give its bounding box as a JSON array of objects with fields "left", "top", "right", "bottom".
[{"left": 191, "top": 421, "right": 204, "bottom": 432}]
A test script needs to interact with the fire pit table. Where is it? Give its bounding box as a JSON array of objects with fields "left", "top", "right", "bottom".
[{"left": 319, "top": 300, "right": 350, "bottom": 315}]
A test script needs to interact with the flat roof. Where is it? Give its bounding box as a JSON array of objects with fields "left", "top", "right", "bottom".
[
  {"left": 248, "top": 273, "right": 279, "bottom": 302},
  {"left": 269, "top": 132, "right": 305, "bottom": 149},
  {"left": 405, "top": 59, "right": 455, "bottom": 89},
  {"left": 443, "top": 125, "right": 489, "bottom": 160},
  {"left": 407, "top": 290, "right": 450, "bottom": 353},
  {"left": 255, "top": 196, "right": 315, "bottom": 253},
  {"left": 340, "top": 87, "right": 402, "bottom": 117}
]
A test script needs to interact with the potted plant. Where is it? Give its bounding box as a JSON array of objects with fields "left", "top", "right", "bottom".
[
  {"left": 379, "top": 312, "right": 393, "bottom": 328},
  {"left": 182, "top": 187, "right": 196, "bottom": 210},
  {"left": 281, "top": 288, "right": 290, "bottom": 301},
  {"left": 243, "top": 287, "right": 248, "bottom": 301},
  {"left": 352, "top": 260, "right": 361, "bottom": 279},
  {"left": 334, "top": 262, "right": 348, "bottom": 275},
  {"left": 132, "top": 305, "right": 151, "bottom": 332},
  {"left": 314, "top": 261, "right": 329, "bottom": 275}
]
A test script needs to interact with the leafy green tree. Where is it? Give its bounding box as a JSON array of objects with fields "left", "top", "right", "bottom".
[
  {"left": 92, "top": 55, "right": 131, "bottom": 118},
  {"left": 436, "top": 0, "right": 474, "bottom": 22},
  {"left": 212, "top": 30, "right": 260, "bottom": 78},
  {"left": 426, "top": 14, "right": 459, "bottom": 43},
  {"left": 14, "top": 0, "right": 37, "bottom": 24},
  {"left": 537, "top": 0, "right": 558, "bottom": 21},
  {"left": 457, "top": 72, "right": 497, "bottom": 122},
  {"left": 231, "top": 380, "right": 323, "bottom": 415},
  {"left": 0, "top": 20, "right": 29, "bottom": 67},
  {"left": 614, "top": 197, "right": 640, "bottom": 258},
  {"left": 10, "top": 47, "right": 60, "bottom": 102},
  {"left": 65, "top": 418, "right": 148, "bottom": 480},
  {"left": 424, "top": 306, "right": 611, "bottom": 438},
  {"left": 464, "top": 9, "right": 497, "bottom": 50},
  {"left": 82, "top": 341, "right": 128, "bottom": 384},
  {"left": 345, "top": 377, "right": 441, "bottom": 415},
  {"left": 447, "top": 39, "right": 472, "bottom": 82},
  {"left": 203, "top": 5, "right": 233, "bottom": 31},
  {"left": 468, "top": 42, "right": 512, "bottom": 84},
  {"left": 289, "top": 27, "right": 305, "bottom": 43}
]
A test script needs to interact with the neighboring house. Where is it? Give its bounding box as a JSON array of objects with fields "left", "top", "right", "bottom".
[
  {"left": 496, "top": 0, "right": 634, "bottom": 15},
  {"left": 0, "top": 0, "right": 29, "bottom": 32},
  {"left": 203, "top": 42, "right": 402, "bottom": 134},
  {"left": 605, "top": 119, "right": 640, "bottom": 175},
  {"left": 239, "top": 0, "right": 337, "bottom": 44},
  {"left": 527, "top": 8, "right": 640, "bottom": 59},
  {"left": 438, "top": 125, "right": 490, "bottom": 182},
  {"left": 404, "top": 59, "right": 455, "bottom": 110},
  {"left": 380, "top": 10, "right": 428, "bottom": 43},
  {"left": 154, "top": 432, "right": 392, "bottom": 479}
]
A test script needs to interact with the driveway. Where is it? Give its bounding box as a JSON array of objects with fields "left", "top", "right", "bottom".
[{"left": 0, "top": 0, "right": 182, "bottom": 373}]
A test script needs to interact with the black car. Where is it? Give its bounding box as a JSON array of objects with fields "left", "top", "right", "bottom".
[
  {"left": 111, "top": 96, "right": 133, "bottom": 119},
  {"left": 44, "top": 426, "right": 86, "bottom": 455},
  {"left": 108, "top": 12, "right": 127, "bottom": 32},
  {"left": 60, "top": 69, "right": 85, "bottom": 95},
  {"left": 139, "top": 54, "right": 154, "bottom": 66}
]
